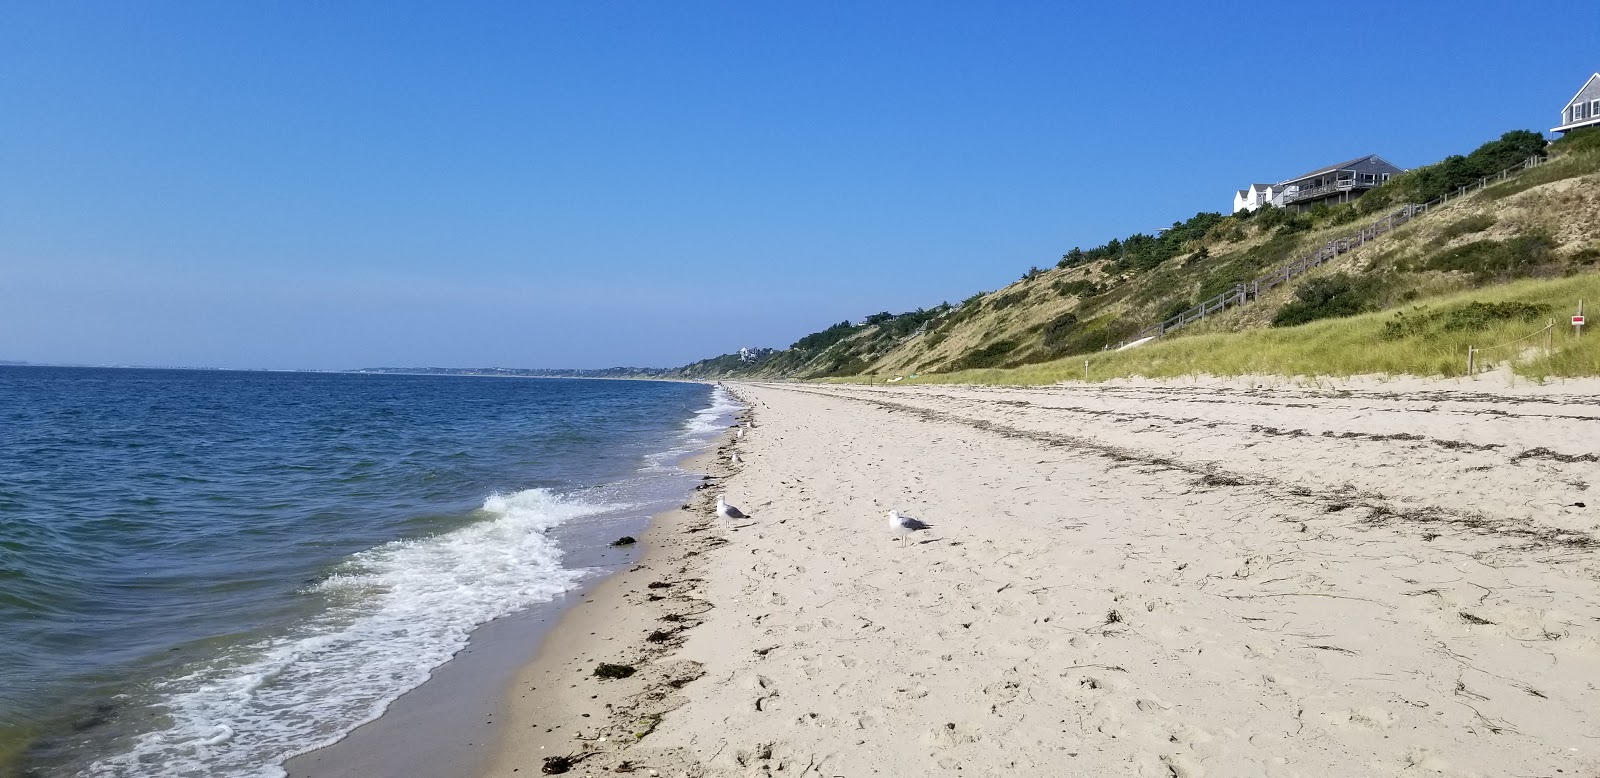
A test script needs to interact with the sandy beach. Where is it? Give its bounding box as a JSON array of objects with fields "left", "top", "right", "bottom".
[{"left": 482, "top": 377, "right": 1600, "bottom": 777}]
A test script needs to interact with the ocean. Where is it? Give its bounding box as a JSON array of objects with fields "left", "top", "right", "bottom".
[{"left": 0, "top": 367, "right": 737, "bottom": 777}]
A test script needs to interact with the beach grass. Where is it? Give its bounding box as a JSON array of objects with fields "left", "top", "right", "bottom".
[{"left": 827, "top": 273, "right": 1600, "bottom": 385}]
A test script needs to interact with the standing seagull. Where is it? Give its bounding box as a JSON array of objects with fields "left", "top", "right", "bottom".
[
  {"left": 887, "top": 510, "right": 932, "bottom": 548},
  {"left": 717, "top": 494, "right": 748, "bottom": 520}
]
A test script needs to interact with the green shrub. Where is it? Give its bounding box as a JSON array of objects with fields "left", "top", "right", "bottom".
[
  {"left": 988, "top": 290, "right": 1028, "bottom": 311},
  {"left": 1424, "top": 234, "right": 1559, "bottom": 283},
  {"left": 948, "top": 339, "right": 1019, "bottom": 371},
  {"left": 1272, "top": 274, "right": 1384, "bottom": 327},
  {"left": 1041, "top": 312, "right": 1079, "bottom": 351},
  {"left": 1431, "top": 213, "right": 1497, "bottom": 247},
  {"left": 1361, "top": 130, "right": 1548, "bottom": 212},
  {"left": 1051, "top": 278, "right": 1100, "bottom": 298},
  {"left": 1381, "top": 301, "right": 1551, "bottom": 340},
  {"left": 1274, "top": 215, "right": 1313, "bottom": 236},
  {"left": 791, "top": 321, "right": 861, "bottom": 352},
  {"left": 1324, "top": 204, "right": 1361, "bottom": 226},
  {"left": 1158, "top": 298, "right": 1194, "bottom": 322},
  {"left": 1552, "top": 126, "right": 1600, "bottom": 155}
]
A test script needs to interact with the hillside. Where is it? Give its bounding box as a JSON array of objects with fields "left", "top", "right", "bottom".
[{"left": 679, "top": 128, "right": 1600, "bottom": 381}]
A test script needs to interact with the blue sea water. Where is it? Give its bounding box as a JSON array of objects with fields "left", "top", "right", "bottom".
[{"left": 0, "top": 367, "right": 736, "bottom": 777}]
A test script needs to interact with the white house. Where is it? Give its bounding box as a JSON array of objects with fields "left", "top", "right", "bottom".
[
  {"left": 1231, "top": 183, "right": 1279, "bottom": 214},
  {"left": 1551, "top": 72, "right": 1600, "bottom": 135}
]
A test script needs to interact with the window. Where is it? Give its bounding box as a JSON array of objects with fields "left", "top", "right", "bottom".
[{"left": 1592, "top": 99, "right": 1600, "bottom": 118}]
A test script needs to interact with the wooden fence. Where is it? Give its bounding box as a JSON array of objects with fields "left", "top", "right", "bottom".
[{"left": 1115, "top": 155, "right": 1547, "bottom": 349}]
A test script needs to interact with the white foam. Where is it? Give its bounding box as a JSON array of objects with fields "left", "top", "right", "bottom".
[
  {"left": 642, "top": 386, "right": 744, "bottom": 472},
  {"left": 684, "top": 385, "right": 742, "bottom": 436},
  {"left": 85, "top": 489, "right": 607, "bottom": 778}
]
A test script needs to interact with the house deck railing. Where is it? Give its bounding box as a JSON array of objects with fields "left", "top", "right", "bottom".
[
  {"left": 1279, "top": 178, "right": 1380, "bottom": 205},
  {"left": 1115, "top": 154, "right": 1545, "bottom": 349}
]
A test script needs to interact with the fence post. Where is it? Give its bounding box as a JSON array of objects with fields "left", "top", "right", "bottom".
[{"left": 1466, "top": 346, "right": 1475, "bottom": 376}]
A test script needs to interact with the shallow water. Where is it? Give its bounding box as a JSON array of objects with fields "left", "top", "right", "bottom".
[{"left": 0, "top": 367, "right": 734, "bottom": 776}]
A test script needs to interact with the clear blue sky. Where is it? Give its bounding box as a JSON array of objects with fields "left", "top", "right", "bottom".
[{"left": 2, "top": 1, "right": 1596, "bottom": 369}]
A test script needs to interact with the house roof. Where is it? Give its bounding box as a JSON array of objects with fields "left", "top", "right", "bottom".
[
  {"left": 1280, "top": 154, "right": 1401, "bottom": 185},
  {"left": 1552, "top": 73, "right": 1600, "bottom": 132},
  {"left": 1562, "top": 73, "right": 1600, "bottom": 107}
]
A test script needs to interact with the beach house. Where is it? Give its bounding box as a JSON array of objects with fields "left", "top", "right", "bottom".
[
  {"left": 1231, "top": 183, "right": 1280, "bottom": 214},
  {"left": 1272, "top": 154, "right": 1405, "bottom": 212},
  {"left": 1231, "top": 154, "right": 1404, "bottom": 214},
  {"left": 1551, "top": 72, "right": 1600, "bottom": 135}
]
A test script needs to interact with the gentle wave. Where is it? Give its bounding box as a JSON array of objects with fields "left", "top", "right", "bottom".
[
  {"left": 685, "top": 386, "right": 742, "bottom": 436},
  {"left": 84, "top": 488, "right": 607, "bottom": 778},
  {"left": 642, "top": 386, "right": 742, "bottom": 473}
]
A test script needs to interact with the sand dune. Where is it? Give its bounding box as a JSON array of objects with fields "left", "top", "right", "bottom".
[{"left": 484, "top": 378, "right": 1600, "bottom": 777}]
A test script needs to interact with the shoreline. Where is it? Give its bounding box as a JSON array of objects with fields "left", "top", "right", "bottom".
[
  {"left": 281, "top": 390, "right": 742, "bottom": 778},
  {"left": 480, "top": 379, "right": 1600, "bottom": 777},
  {"left": 476, "top": 420, "right": 747, "bottom": 776}
]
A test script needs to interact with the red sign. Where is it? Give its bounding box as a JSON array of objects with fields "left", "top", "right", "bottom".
[{"left": 1576, "top": 315, "right": 1587, "bottom": 326}]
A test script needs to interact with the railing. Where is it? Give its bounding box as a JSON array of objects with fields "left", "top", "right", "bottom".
[
  {"left": 1115, "top": 155, "right": 1546, "bottom": 349},
  {"left": 1280, "top": 178, "right": 1375, "bottom": 205}
]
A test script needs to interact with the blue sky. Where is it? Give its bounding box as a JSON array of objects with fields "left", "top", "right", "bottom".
[{"left": 2, "top": 1, "right": 1596, "bottom": 369}]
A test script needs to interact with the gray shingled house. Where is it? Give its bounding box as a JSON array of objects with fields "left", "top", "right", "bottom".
[
  {"left": 1551, "top": 72, "right": 1600, "bottom": 135},
  {"left": 1274, "top": 154, "right": 1405, "bottom": 212}
]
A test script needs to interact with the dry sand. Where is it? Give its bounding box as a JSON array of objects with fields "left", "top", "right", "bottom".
[{"left": 483, "top": 378, "right": 1600, "bottom": 777}]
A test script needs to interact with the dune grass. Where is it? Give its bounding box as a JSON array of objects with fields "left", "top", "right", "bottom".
[{"left": 828, "top": 273, "right": 1600, "bottom": 386}]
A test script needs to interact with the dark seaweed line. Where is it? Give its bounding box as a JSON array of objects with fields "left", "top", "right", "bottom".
[{"left": 775, "top": 385, "right": 1597, "bottom": 551}]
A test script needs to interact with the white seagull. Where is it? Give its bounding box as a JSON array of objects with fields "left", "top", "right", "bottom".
[
  {"left": 887, "top": 510, "right": 932, "bottom": 548},
  {"left": 716, "top": 494, "right": 748, "bottom": 520},
  {"left": 730, "top": 453, "right": 743, "bottom": 464}
]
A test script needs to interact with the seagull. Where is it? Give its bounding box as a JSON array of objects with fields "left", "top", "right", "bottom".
[
  {"left": 736, "top": 426, "right": 746, "bottom": 440},
  {"left": 730, "top": 453, "right": 743, "bottom": 464},
  {"left": 717, "top": 494, "right": 748, "bottom": 520},
  {"left": 887, "top": 510, "right": 932, "bottom": 548}
]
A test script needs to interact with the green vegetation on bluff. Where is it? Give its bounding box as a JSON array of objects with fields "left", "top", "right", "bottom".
[
  {"left": 679, "top": 127, "right": 1600, "bottom": 382},
  {"left": 837, "top": 273, "right": 1600, "bottom": 386}
]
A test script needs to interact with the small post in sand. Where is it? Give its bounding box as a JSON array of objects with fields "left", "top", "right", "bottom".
[{"left": 1466, "top": 346, "right": 1475, "bottom": 376}]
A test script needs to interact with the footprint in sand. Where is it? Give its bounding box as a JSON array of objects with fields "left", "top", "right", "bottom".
[
  {"left": 1159, "top": 752, "right": 1206, "bottom": 777},
  {"left": 751, "top": 675, "right": 781, "bottom": 712}
]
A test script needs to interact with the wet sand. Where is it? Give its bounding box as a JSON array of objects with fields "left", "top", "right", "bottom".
[{"left": 283, "top": 448, "right": 724, "bottom": 778}]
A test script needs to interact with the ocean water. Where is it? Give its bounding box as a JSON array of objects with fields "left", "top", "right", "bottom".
[{"left": 0, "top": 367, "right": 737, "bottom": 777}]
